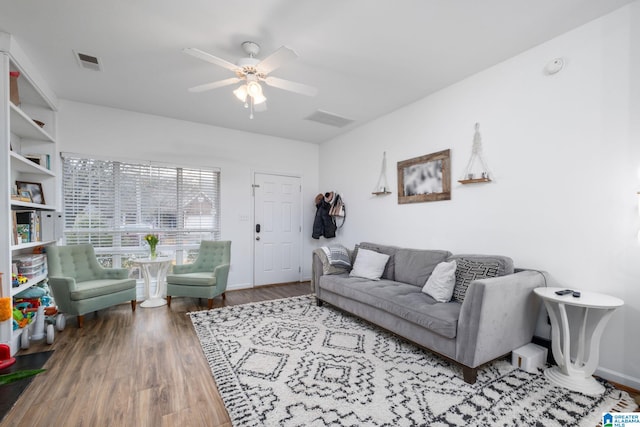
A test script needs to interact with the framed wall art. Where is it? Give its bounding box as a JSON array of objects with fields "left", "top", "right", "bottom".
[
  {"left": 397, "top": 149, "right": 451, "bottom": 204},
  {"left": 16, "top": 181, "right": 45, "bottom": 205}
]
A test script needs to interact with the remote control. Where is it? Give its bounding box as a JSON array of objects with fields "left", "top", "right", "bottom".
[
  {"left": 555, "top": 289, "right": 573, "bottom": 296},
  {"left": 572, "top": 291, "right": 581, "bottom": 298}
]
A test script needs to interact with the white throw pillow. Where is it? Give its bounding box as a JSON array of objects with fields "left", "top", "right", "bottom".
[
  {"left": 421, "top": 260, "right": 457, "bottom": 302},
  {"left": 349, "top": 248, "right": 390, "bottom": 280}
]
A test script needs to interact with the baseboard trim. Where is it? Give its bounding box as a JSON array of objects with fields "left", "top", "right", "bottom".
[
  {"left": 595, "top": 367, "right": 640, "bottom": 392},
  {"left": 227, "top": 282, "right": 253, "bottom": 291},
  {"left": 532, "top": 336, "right": 639, "bottom": 391}
]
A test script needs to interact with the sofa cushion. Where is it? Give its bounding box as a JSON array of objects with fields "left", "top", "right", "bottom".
[
  {"left": 452, "top": 258, "right": 500, "bottom": 303},
  {"left": 350, "top": 249, "right": 390, "bottom": 280},
  {"left": 447, "top": 254, "right": 514, "bottom": 276},
  {"left": 166, "top": 272, "right": 216, "bottom": 287},
  {"left": 70, "top": 278, "right": 136, "bottom": 300},
  {"left": 359, "top": 242, "right": 399, "bottom": 280},
  {"left": 422, "top": 260, "right": 457, "bottom": 302},
  {"left": 394, "top": 248, "right": 452, "bottom": 287},
  {"left": 318, "top": 276, "right": 461, "bottom": 339}
]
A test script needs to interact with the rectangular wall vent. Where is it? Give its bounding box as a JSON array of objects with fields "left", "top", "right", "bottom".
[
  {"left": 74, "top": 50, "right": 102, "bottom": 71},
  {"left": 305, "top": 110, "right": 355, "bottom": 128}
]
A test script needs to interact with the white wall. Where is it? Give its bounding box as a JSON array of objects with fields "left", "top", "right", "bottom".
[
  {"left": 319, "top": 4, "right": 640, "bottom": 388},
  {"left": 58, "top": 100, "right": 319, "bottom": 288}
]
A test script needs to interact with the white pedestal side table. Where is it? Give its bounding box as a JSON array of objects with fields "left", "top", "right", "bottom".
[
  {"left": 534, "top": 287, "right": 623, "bottom": 395},
  {"left": 132, "top": 257, "right": 173, "bottom": 308}
]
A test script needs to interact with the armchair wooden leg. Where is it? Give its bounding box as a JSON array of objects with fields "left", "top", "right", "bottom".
[
  {"left": 207, "top": 299, "right": 214, "bottom": 310},
  {"left": 77, "top": 315, "right": 84, "bottom": 328},
  {"left": 222, "top": 292, "right": 226, "bottom": 300},
  {"left": 166, "top": 296, "right": 172, "bottom": 307},
  {"left": 131, "top": 300, "right": 136, "bottom": 311}
]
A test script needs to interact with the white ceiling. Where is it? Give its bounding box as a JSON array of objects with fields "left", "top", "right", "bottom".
[{"left": 0, "top": 0, "right": 633, "bottom": 143}]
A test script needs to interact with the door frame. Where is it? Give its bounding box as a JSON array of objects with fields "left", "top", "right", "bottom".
[{"left": 251, "top": 169, "right": 304, "bottom": 287}]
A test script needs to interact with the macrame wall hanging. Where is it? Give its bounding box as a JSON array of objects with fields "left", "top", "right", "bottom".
[
  {"left": 372, "top": 151, "right": 392, "bottom": 195},
  {"left": 458, "top": 123, "right": 492, "bottom": 184}
]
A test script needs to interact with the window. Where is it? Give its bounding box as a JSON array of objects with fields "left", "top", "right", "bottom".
[{"left": 61, "top": 154, "right": 220, "bottom": 270}]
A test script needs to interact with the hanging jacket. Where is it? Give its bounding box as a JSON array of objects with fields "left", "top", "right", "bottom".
[{"left": 312, "top": 193, "right": 337, "bottom": 239}]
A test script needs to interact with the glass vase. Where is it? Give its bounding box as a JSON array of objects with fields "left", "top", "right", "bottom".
[{"left": 149, "top": 246, "right": 157, "bottom": 259}]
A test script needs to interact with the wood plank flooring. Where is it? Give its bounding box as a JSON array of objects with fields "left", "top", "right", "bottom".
[{"left": 0, "top": 282, "right": 310, "bottom": 427}]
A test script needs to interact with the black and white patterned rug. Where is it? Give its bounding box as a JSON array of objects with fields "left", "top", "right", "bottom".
[{"left": 189, "top": 295, "right": 635, "bottom": 426}]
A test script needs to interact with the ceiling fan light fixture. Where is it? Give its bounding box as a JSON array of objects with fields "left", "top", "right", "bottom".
[
  {"left": 247, "top": 81, "right": 263, "bottom": 97},
  {"left": 252, "top": 92, "right": 267, "bottom": 105},
  {"left": 185, "top": 41, "right": 313, "bottom": 119},
  {"left": 233, "top": 84, "right": 248, "bottom": 102}
]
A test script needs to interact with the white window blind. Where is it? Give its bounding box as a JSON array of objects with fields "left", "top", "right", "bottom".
[{"left": 61, "top": 154, "right": 220, "bottom": 267}]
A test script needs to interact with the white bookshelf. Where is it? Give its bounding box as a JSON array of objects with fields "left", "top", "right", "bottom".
[{"left": 1, "top": 32, "right": 59, "bottom": 355}]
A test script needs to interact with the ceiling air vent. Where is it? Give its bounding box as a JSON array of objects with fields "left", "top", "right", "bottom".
[
  {"left": 305, "top": 110, "right": 354, "bottom": 128},
  {"left": 74, "top": 50, "right": 102, "bottom": 71}
]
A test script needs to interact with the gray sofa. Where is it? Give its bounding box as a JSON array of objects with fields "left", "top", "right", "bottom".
[{"left": 312, "top": 242, "right": 544, "bottom": 384}]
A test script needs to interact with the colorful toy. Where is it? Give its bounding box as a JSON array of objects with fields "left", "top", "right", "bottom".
[
  {"left": 0, "top": 296, "right": 10, "bottom": 322},
  {"left": 11, "top": 273, "right": 28, "bottom": 286},
  {"left": 12, "top": 307, "right": 33, "bottom": 329},
  {"left": 0, "top": 344, "right": 16, "bottom": 370},
  {"left": 14, "top": 297, "right": 41, "bottom": 308},
  {"left": 23, "top": 301, "right": 65, "bottom": 334},
  {"left": 6, "top": 275, "right": 63, "bottom": 348},
  {"left": 13, "top": 301, "right": 58, "bottom": 348}
]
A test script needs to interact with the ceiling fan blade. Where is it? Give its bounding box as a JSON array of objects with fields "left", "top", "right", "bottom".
[
  {"left": 263, "top": 76, "right": 317, "bottom": 97},
  {"left": 188, "top": 77, "right": 241, "bottom": 93},
  {"left": 183, "top": 48, "right": 238, "bottom": 72},
  {"left": 257, "top": 46, "right": 298, "bottom": 74}
]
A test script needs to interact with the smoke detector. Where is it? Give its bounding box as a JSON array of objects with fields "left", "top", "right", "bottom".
[{"left": 544, "top": 58, "right": 564, "bottom": 75}]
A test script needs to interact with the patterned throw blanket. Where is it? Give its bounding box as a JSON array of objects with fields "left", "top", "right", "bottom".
[{"left": 320, "top": 245, "right": 351, "bottom": 268}]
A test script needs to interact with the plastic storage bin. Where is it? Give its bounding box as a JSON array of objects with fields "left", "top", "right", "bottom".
[
  {"left": 13, "top": 254, "right": 45, "bottom": 266},
  {"left": 15, "top": 254, "right": 47, "bottom": 279}
]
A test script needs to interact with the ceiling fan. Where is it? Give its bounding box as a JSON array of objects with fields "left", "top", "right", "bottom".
[{"left": 184, "top": 41, "right": 317, "bottom": 119}]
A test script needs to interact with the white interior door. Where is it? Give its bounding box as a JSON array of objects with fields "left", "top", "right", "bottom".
[{"left": 253, "top": 173, "right": 302, "bottom": 286}]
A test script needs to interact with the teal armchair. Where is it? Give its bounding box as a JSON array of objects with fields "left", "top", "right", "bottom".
[
  {"left": 46, "top": 244, "right": 136, "bottom": 327},
  {"left": 166, "top": 240, "right": 231, "bottom": 309}
]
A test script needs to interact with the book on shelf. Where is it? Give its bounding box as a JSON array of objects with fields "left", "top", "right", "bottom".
[
  {"left": 13, "top": 210, "right": 41, "bottom": 244},
  {"left": 16, "top": 224, "right": 30, "bottom": 243},
  {"left": 24, "top": 153, "right": 51, "bottom": 170},
  {"left": 11, "top": 211, "right": 18, "bottom": 245}
]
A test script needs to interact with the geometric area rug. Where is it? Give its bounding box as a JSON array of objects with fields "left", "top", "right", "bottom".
[{"left": 189, "top": 295, "right": 637, "bottom": 427}]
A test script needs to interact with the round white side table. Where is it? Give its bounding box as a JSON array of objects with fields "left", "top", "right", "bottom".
[
  {"left": 534, "top": 287, "right": 623, "bottom": 395},
  {"left": 132, "top": 257, "right": 173, "bottom": 308}
]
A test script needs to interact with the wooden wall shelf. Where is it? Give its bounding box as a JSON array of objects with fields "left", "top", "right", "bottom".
[
  {"left": 458, "top": 178, "right": 492, "bottom": 184},
  {"left": 372, "top": 191, "right": 392, "bottom": 196}
]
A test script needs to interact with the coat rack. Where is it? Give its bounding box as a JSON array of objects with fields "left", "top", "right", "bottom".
[
  {"left": 458, "top": 123, "right": 492, "bottom": 184},
  {"left": 372, "top": 151, "right": 392, "bottom": 195}
]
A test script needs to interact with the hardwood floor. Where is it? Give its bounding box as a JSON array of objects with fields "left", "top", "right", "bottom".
[{"left": 0, "top": 282, "right": 311, "bottom": 427}]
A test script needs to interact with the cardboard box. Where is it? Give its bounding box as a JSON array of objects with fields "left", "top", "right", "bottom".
[
  {"left": 9, "top": 71, "right": 20, "bottom": 106},
  {"left": 512, "top": 343, "right": 548, "bottom": 374}
]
